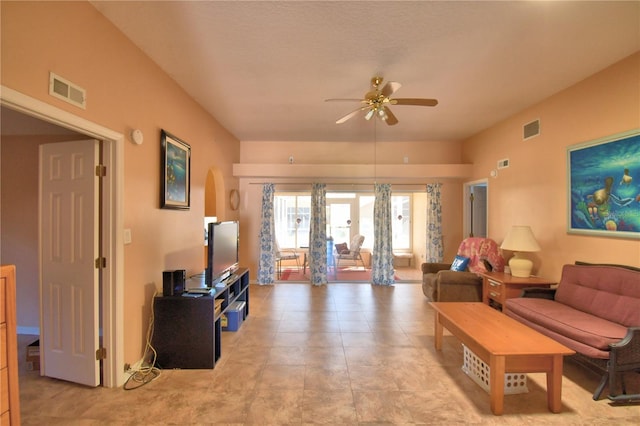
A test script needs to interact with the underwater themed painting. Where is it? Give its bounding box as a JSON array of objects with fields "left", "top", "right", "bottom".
[
  {"left": 568, "top": 129, "right": 640, "bottom": 239},
  {"left": 161, "top": 130, "right": 191, "bottom": 210}
]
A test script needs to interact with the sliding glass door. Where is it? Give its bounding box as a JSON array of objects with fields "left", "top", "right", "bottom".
[{"left": 274, "top": 191, "right": 417, "bottom": 282}]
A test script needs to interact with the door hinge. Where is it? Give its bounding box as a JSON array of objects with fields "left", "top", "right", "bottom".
[
  {"left": 95, "top": 257, "right": 106, "bottom": 269},
  {"left": 96, "top": 164, "right": 106, "bottom": 177},
  {"left": 96, "top": 347, "right": 107, "bottom": 360}
]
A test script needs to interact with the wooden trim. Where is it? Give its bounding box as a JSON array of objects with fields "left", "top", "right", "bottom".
[{"left": 1, "top": 265, "right": 20, "bottom": 425}]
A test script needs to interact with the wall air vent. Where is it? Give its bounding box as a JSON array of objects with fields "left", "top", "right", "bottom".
[
  {"left": 523, "top": 119, "right": 540, "bottom": 141},
  {"left": 497, "top": 158, "right": 510, "bottom": 169},
  {"left": 49, "top": 72, "right": 86, "bottom": 109}
]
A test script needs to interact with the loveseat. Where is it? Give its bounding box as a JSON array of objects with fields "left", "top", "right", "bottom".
[
  {"left": 422, "top": 237, "right": 504, "bottom": 302},
  {"left": 505, "top": 263, "right": 640, "bottom": 401}
]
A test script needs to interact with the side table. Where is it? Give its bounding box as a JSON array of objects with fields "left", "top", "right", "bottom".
[{"left": 481, "top": 271, "right": 555, "bottom": 311}]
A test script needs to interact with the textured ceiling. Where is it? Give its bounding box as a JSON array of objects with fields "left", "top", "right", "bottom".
[{"left": 89, "top": 1, "right": 639, "bottom": 143}]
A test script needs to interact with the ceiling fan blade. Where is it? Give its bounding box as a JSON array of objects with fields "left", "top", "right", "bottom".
[
  {"left": 336, "top": 107, "right": 366, "bottom": 124},
  {"left": 381, "top": 81, "right": 401, "bottom": 98},
  {"left": 391, "top": 98, "right": 438, "bottom": 107},
  {"left": 325, "top": 98, "right": 365, "bottom": 102},
  {"left": 382, "top": 107, "right": 398, "bottom": 125}
]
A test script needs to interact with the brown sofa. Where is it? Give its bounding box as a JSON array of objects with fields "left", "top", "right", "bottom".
[
  {"left": 421, "top": 262, "right": 484, "bottom": 302},
  {"left": 422, "top": 237, "right": 504, "bottom": 302},
  {"left": 505, "top": 264, "right": 640, "bottom": 401}
]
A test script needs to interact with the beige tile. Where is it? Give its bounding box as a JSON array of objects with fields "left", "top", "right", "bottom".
[
  {"left": 304, "top": 365, "right": 351, "bottom": 390},
  {"left": 301, "top": 389, "right": 358, "bottom": 424},
  {"left": 303, "top": 346, "right": 348, "bottom": 368},
  {"left": 341, "top": 331, "right": 378, "bottom": 347},
  {"left": 352, "top": 390, "right": 415, "bottom": 423},
  {"left": 349, "top": 364, "right": 399, "bottom": 391},
  {"left": 245, "top": 388, "right": 303, "bottom": 424},
  {"left": 267, "top": 346, "right": 307, "bottom": 365},
  {"left": 17, "top": 283, "right": 640, "bottom": 425},
  {"left": 258, "top": 364, "right": 306, "bottom": 389}
]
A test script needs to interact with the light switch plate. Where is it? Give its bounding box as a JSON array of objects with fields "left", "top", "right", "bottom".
[{"left": 124, "top": 229, "right": 132, "bottom": 245}]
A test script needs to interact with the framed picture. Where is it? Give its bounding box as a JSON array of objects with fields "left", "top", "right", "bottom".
[
  {"left": 567, "top": 129, "right": 640, "bottom": 239},
  {"left": 161, "top": 130, "right": 191, "bottom": 210}
]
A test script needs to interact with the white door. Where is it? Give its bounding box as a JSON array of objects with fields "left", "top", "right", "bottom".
[
  {"left": 40, "top": 140, "right": 101, "bottom": 387},
  {"left": 326, "top": 197, "right": 356, "bottom": 245}
]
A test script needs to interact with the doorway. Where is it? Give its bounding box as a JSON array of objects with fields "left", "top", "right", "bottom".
[
  {"left": 1, "top": 87, "right": 124, "bottom": 387},
  {"left": 463, "top": 179, "right": 488, "bottom": 238}
]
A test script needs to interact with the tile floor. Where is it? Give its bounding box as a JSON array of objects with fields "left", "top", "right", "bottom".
[{"left": 18, "top": 283, "right": 640, "bottom": 424}]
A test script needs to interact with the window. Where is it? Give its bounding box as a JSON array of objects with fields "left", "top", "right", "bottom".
[
  {"left": 275, "top": 192, "right": 412, "bottom": 251},
  {"left": 274, "top": 195, "right": 310, "bottom": 248}
]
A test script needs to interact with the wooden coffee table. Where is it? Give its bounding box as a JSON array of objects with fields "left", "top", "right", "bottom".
[{"left": 430, "top": 302, "right": 575, "bottom": 415}]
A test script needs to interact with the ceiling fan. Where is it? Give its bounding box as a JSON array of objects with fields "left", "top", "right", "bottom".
[{"left": 326, "top": 76, "right": 438, "bottom": 126}]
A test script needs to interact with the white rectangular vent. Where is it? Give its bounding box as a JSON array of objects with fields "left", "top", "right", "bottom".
[
  {"left": 497, "top": 158, "right": 509, "bottom": 169},
  {"left": 523, "top": 119, "right": 540, "bottom": 140},
  {"left": 49, "top": 72, "right": 86, "bottom": 109}
]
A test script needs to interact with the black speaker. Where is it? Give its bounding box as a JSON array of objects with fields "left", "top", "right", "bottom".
[
  {"left": 163, "top": 270, "right": 185, "bottom": 296},
  {"left": 173, "top": 269, "right": 186, "bottom": 292}
]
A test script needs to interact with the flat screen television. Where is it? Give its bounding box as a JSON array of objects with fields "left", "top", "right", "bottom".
[{"left": 206, "top": 221, "right": 239, "bottom": 286}]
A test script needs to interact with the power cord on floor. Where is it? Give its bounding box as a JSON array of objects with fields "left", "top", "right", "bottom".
[{"left": 124, "top": 291, "right": 161, "bottom": 390}]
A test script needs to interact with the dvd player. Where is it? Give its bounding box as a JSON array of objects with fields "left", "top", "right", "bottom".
[{"left": 186, "top": 288, "right": 212, "bottom": 294}]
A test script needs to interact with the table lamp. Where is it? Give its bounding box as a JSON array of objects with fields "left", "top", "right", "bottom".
[{"left": 500, "top": 225, "right": 541, "bottom": 277}]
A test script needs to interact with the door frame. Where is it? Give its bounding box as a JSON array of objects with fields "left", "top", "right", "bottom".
[
  {"left": 1, "top": 86, "right": 125, "bottom": 388},
  {"left": 463, "top": 178, "right": 489, "bottom": 239}
]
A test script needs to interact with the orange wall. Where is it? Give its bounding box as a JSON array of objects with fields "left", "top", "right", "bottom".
[
  {"left": 1, "top": 1, "right": 240, "bottom": 365},
  {"left": 463, "top": 52, "right": 640, "bottom": 279},
  {"left": 240, "top": 140, "right": 462, "bottom": 164},
  {"left": 238, "top": 140, "right": 466, "bottom": 275}
]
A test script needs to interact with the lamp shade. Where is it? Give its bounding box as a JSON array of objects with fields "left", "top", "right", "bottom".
[
  {"left": 500, "top": 226, "right": 541, "bottom": 252},
  {"left": 501, "top": 226, "right": 540, "bottom": 277}
]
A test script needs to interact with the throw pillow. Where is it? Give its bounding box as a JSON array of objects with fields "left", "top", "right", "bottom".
[
  {"left": 335, "top": 242, "right": 349, "bottom": 254},
  {"left": 450, "top": 255, "right": 470, "bottom": 272}
]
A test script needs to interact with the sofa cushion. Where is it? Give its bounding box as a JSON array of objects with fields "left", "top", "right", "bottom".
[
  {"left": 506, "top": 297, "right": 628, "bottom": 352},
  {"left": 554, "top": 264, "right": 640, "bottom": 327},
  {"left": 335, "top": 242, "right": 348, "bottom": 254}
]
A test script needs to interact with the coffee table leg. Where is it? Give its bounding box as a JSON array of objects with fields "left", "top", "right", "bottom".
[
  {"left": 434, "top": 312, "right": 443, "bottom": 350},
  {"left": 547, "top": 355, "right": 564, "bottom": 413},
  {"left": 489, "top": 355, "right": 505, "bottom": 415}
]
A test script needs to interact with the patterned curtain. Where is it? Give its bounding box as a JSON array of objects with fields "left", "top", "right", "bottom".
[
  {"left": 309, "top": 183, "right": 327, "bottom": 286},
  {"left": 426, "top": 183, "right": 444, "bottom": 262},
  {"left": 371, "top": 183, "right": 395, "bottom": 285},
  {"left": 257, "top": 183, "right": 275, "bottom": 284}
]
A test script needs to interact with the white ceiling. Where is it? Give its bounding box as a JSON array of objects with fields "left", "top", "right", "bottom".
[{"left": 86, "top": 2, "right": 638, "bottom": 142}]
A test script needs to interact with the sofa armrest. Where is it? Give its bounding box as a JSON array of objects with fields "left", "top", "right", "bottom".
[
  {"left": 610, "top": 327, "right": 640, "bottom": 355},
  {"left": 421, "top": 262, "right": 451, "bottom": 274},
  {"left": 435, "top": 271, "right": 482, "bottom": 302},
  {"left": 607, "top": 327, "right": 640, "bottom": 401},
  {"left": 435, "top": 270, "right": 481, "bottom": 286},
  {"left": 520, "top": 287, "right": 557, "bottom": 300}
]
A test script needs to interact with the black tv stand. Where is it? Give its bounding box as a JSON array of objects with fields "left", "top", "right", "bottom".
[{"left": 152, "top": 268, "right": 249, "bottom": 369}]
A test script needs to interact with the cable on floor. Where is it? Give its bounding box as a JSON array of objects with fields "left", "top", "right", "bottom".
[{"left": 124, "top": 291, "right": 161, "bottom": 391}]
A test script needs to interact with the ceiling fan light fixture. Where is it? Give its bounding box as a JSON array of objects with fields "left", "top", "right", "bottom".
[
  {"left": 365, "top": 109, "right": 375, "bottom": 121},
  {"left": 328, "top": 76, "right": 438, "bottom": 125}
]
